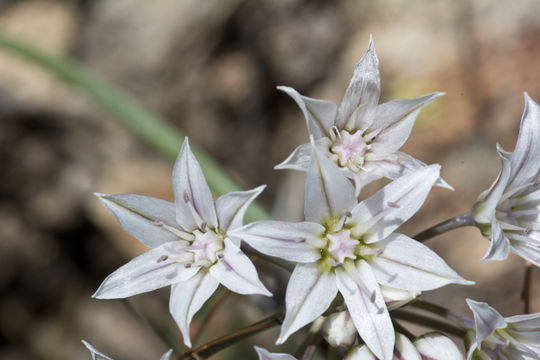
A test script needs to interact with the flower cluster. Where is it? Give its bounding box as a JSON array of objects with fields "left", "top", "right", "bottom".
[{"left": 83, "top": 37, "right": 540, "bottom": 360}]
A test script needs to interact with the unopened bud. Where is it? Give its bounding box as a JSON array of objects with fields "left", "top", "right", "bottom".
[
  {"left": 414, "top": 332, "right": 463, "bottom": 360},
  {"left": 321, "top": 311, "right": 357, "bottom": 348},
  {"left": 380, "top": 285, "right": 419, "bottom": 310}
]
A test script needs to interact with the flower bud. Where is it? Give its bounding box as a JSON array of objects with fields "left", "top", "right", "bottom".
[
  {"left": 413, "top": 332, "right": 463, "bottom": 359},
  {"left": 321, "top": 311, "right": 357, "bottom": 347},
  {"left": 380, "top": 285, "right": 420, "bottom": 310}
]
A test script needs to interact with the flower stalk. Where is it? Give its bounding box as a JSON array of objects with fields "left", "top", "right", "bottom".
[{"left": 413, "top": 212, "right": 474, "bottom": 242}]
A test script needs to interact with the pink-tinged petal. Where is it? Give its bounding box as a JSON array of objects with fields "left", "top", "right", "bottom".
[
  {"left": 229, "top": 221, "right": 325, "bottom": 263},
  {"left": 82, "top": 340, "right": 114, "bottom": 360},
  {"left": 277, "top": 263, "right": 337, "bottom": 344},
  {"left": 413, "top": 332, "right": 464, "bottom": 360},
  {"left": 379, "top": 285, "right": 419, "bottom": 310},
  {"left": 508, "top": 237, "right": 540, "bottom": 267},
  {"left": 172, "top": 138, "right": 217, "bottom": 231},
  {"left": 216, "top": 185, "right": 266, "bottom": 232},
  {"left": 507, "top": 93, "right": 540, "bottom": 190},
  {"left": 466, "top": 299, "right": 507, "bottom": 347},
  {"left": 95, "top": 193, "right": 189, "bottom": 248},
  {"left": 305, "top": 143, "right": 356, "bottom": 223},
  {"left": 394, "top": 332, "right": 421, "bottom": 360},
  {"left": 275, "top": 143, "right": 312, "bottom": 171},
  {"left": 337, "top": 36, "right": 380, "bottom": 131},
  {"left": 472, "top": 145, "right": 512, "bottom": 224},
  {"left": 209, "top": 238, "right": 271, "bottom": 296},
  {"left": 370, "top": 234, "right": 473, "bottom": 291},
  {"left": 370, "top": 92, "right": 445, "bottom": 133},
  {"left": 344, "top": 345, "right": 377, "bottom": 360},
  {"left": 336, "top": 261, "right": 394, "bottom": 360},
  {"left": 254, "top": 346, "right": 297, "bottom": 360},
  {"left": 505, "top": 312, "right": 540, "bottom": 330},
  {"left": 368, "top": 93, "right": 443, "bottom": 157},
  {"left": 169, "top": 270, "right": 219, "bottom": 348},
  {"left": 160, "top": 350, "right": 173, "bottom": 360},
  {"left": 277, "top": 86, "right": 338, "bottom": 140},
  {"left": 480, "top": 220, "right": 511, "bottom": 262},
  {"left": 92, "top": 241, "right": 198, "bottom": 299},
  {"left": 350, "top": 165, "right": 440, "bottom": 243}
]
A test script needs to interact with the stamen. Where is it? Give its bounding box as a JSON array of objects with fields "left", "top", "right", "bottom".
[
  {"left": 184, "top": 263, "right": 192, "bottom": 268},
  {"left": 183, "top": 191, "right": 190, "bottom": 203},
  {"left": 217, "top": 253, "right": 224, "bottom": 259},
  {"left": 332, "top": 212, "right": 352, "bottom": 232},
  {"left": 152, "top": 220, "right": 195, "bottom": 240},
  {"left": 387, "top": 201, "right": 400, "bottom": 208},
  {"left": 157, "top": 255, "right": 168, "bottom": 263},
  {"left": 183, "top": 195, "right": 206, "bottom": 229},
  {"left": 370, "top": 290, "right": 377, "bottom": 303},
  {"left": 294, "top": 237, "right": 306, "bottom": 243},
  {"left": 523, "top": 225, "right": 532, "bottom": 235},
  {"left": 331, "top": 126, "right": 341, "bottom": 140},
  {"left": 535, "top": 178, "right": 540, "bottom": 186},
  {"left": 200, "top": 222, "right": 207, "bottom": 232}
]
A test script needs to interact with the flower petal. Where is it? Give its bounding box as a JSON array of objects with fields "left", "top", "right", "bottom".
[
  {"left": 277, "top": 263, "right": 337, "bottom": 344},
  {"left": 344, "top": 345, "right": 377, "bottom": 360},
  {"left": 394, "top": 332, "right": 421, "bottom": 360},
  {"left": 82, "top": 340, "right": 114, "bottom": 360},
  {"left": 337, "top": 36, "right": 380, "bottom": 131},
  {"left": 92, "top": 241, "right": 198, "bottom": 299},
  {"left": 505, "top": 312, "right": 540, "bottom": 330},
  {"left": 466, "top": 299, "right": 507, "bottom": 348},
  {"left": 95, "top": 193, "right": 187, "bottom": 248},
  {"left": 336, "top": 261, "right": 394, "bottom": 360},
  {"left": 209, "top": 238, "right": 271, "bottom": 296},
  {"left": 370, "top": 92, "right": 445, "bottom": 133},
  {"left": 472, "top": 145, "right": 512, "bottom": 224},
  {"left": 229, "top": 221, "right": 325, "bottom": 263},
  {"left": 277, "top": 86, "right": 338, "bottom": 139},
  {"left": 305, "top": 142, "right": 356, "bottom": 223},
  {"left": 507, "top": 93, "right": 540, "bottom": 190},
  {"left": 480, "top": 220, "right": 511, "bottom": 261},
  {"left": 509, "top": 238, "right": 540, "bottom": 267},
  {"left": 413, "top": 332, "right": 464, "bottom": 360},
  {"left": 274, "top": 142, "right": 312, "bottom": 171},
  {"left": 216, "top": 185, "right": 266, "bottom": 232},
  {"left": 350, "top": 165, "right": 440, "bottom": 243},
  {"left": 160, "top": 350, "right": 173, "bottom": 360},
  {"left": 254, "top": 346, "right": 297, "bottom": 360},
  {"left": 368, "top": 93, "right": 443, "bottom": 157},
  {"left": 370, "top": 234, "right": 473, "bottom": 291},
  {"left": 169, "top": 270, "right": 219, "bottom": 348},
  {"left": 379, "top": 285, "right": 419, "bottom": 310},
  {"left": 172, "top": 138, "right": 217, "bottom": 231}
]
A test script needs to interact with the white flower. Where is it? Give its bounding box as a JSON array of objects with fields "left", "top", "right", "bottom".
[
  {"left": 254, "top": 346, "right": 296, "bottom": 360},
  {"left": 93, "top": 138, "right": 271, "bottom": 347},
  {"left": 472, "top": 94, "right": 540, "bottom": 266},
  {"left": 275, "top": 36, "right": 451, "bottom": 193},
  {"left": 82, "top": 340, "right": 173, "bottom": 360},
  {"left": 465, "top": 299, "right": 540, "bottom": 359},
  {"left": 231, "top": 143, "right": 472, "bottom": 360}
]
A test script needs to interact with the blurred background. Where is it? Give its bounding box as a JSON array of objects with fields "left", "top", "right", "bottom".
[{"left": 1, "top": 0, "right": 540, "bottom": 359}]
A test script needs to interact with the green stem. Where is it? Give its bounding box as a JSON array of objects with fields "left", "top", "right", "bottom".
[
  {"left": 0, "top": 32, "right": 270, "bottom": 222},
  {"left": 180, "top": 312, "right": 283, "bottom": 359},
  {"left": 409, "top": 299, "right": 473, "bottom": 329},
  {"left": 413, "top": 212, "right": 474, "bottom": 242},
  {"left": 391, "top": 310, "right": 467, "bottom": 337}
]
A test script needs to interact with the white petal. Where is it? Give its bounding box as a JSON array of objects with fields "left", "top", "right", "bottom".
[
  {"left": 92, "top": 241, "right": 198, "bottom": 299},
  {"left": 254, "top": 346, "right": 297, "bottom": 360},
  {"left": 160, "top": 350, "right": 174, "bottom": 360},
  {"left": 509, "top": 238, "right": 540, "bottom": 267},
  {"left": 229, "top": 221, "right": 325, "bottom": 263},
  {"left": 336, "top": 261, "right": 394, "bottom": 360},
  {"left": 216, "top": 185, "right": 265, "bottom": 232},
  {"left": 95, "top": 193, "right": 187, "bottom": 248},
  {"left": 344, "top": 345, "right": 377, "bottom": 360},
  {"left": 370, "top": 92, "right": 444, "bottom": 132},
  {"left": 507, "top": 93, "right": 540, "bottom": 190},
  {"left": 380, "top": 285, "right": 419, "bottom": 310},
  {"left": 172, "top": 138, "right": 217, "bottom": 231},
  {"left": 337, "top": 36, "right": 380, "bottom": 131},
  {"left": 277, "top": 263, "right": 338, "bottom": 344},
  {"left": 505, "top": 312, "right": 540, "bottom": 330},
  {"left": 466, "top": 299, "right": 507, "bottom": 347},
  {"left": 370, "top": 234, "right": 473, "bottom": 291},
  {"left": 169, "top": 270, "right": 219, "bottom": 348},
  {"left": 277, "top": 86, "right": 337, "bottom": 139},
  {"left": 480, "top": 220, "right": 511, "bottom": 261},
  {"left": 82, "top": 340, "right": 114, "bottom": 360},
  {"left": 305, "top": 143, "right": 356, "bottom": 223},
  {"left": 472, "top": 146, "right": 512, "bottom": 224},
  {"left": 413, "top": 332, "right": 464, "bottom": 360},
  {"left": 209, "top": 238, "right": 271, "bottom": 296},
  {"left": 350, "top": 165, "right": 440, "bottom": 243},
  {"left": 274, "top": 143, "right": 312, "bottom": 171},
  {"left": 394, "top": 332, "right": 421, "bottom": 360}
]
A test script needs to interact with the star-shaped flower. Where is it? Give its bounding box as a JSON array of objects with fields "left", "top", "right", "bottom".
[
  {"left": 231, "top": 143, "right": 472, "bottom": 360},
  {"left": 275, "top": 36, "right": 451, "bottom": 193},
  {"left": 93, "top": 138, "right": 271, "bottom": 347},
  {"left": 465, "top": 299, "right": 540, "bottom": 359},
  {"left": 82, "top": 340, "right": 173, "bottom": 360},
  {"left": 472, "top": 93, "right": 540, "bottom": 266}
]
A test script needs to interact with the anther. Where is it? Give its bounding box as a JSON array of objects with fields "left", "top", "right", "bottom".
[
  {"left": 345, "top": 211, "right": 352, "bottom": 218},
  {"left": 157, "top": 255, "right": 168, "bottom": 263},
  {"left": 535, "top": 178, "right": 540, "bottom": 186},
  {"left": 183, "top": 191, "right": 190, "bottom": 203},
  {"left": 184, "top": 263, "right": 192, "bottom": 268},
  {"left": 331, "top": 126, "right": 341, "bottom": 139},
  {"left": 295, "top": 237, "right": 306, "bottom": 243},
  {"left": 370, "top": 136, "right": 377, "bottom": 142},
  {"left": 387, "top": 201, "right": 400, "bottom": 208},
  {"left": 152, "top": 220, "right": 164, "bottom": 227},
  {"left": 370, "top": 290, "right": 377, "bottom": 303},
  {"left": 217, "top": 253, "right": 225, "bottom": 259},
  {"left": 524, "top": 225, "right": 532, "bottom": 235},
  {"left": 200, "top": 222, "right": 207, "bottom": 232}
]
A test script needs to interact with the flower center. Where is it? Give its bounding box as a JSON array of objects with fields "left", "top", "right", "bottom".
[
  {"left": 326, "top": 229, "right": 359, "bottom": 264},
  {"left": 329, "top": 130, "right": 370, "bottom": 172},
  {"left": 168, "top": 230, "right": 224, "bottom": 268}
]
